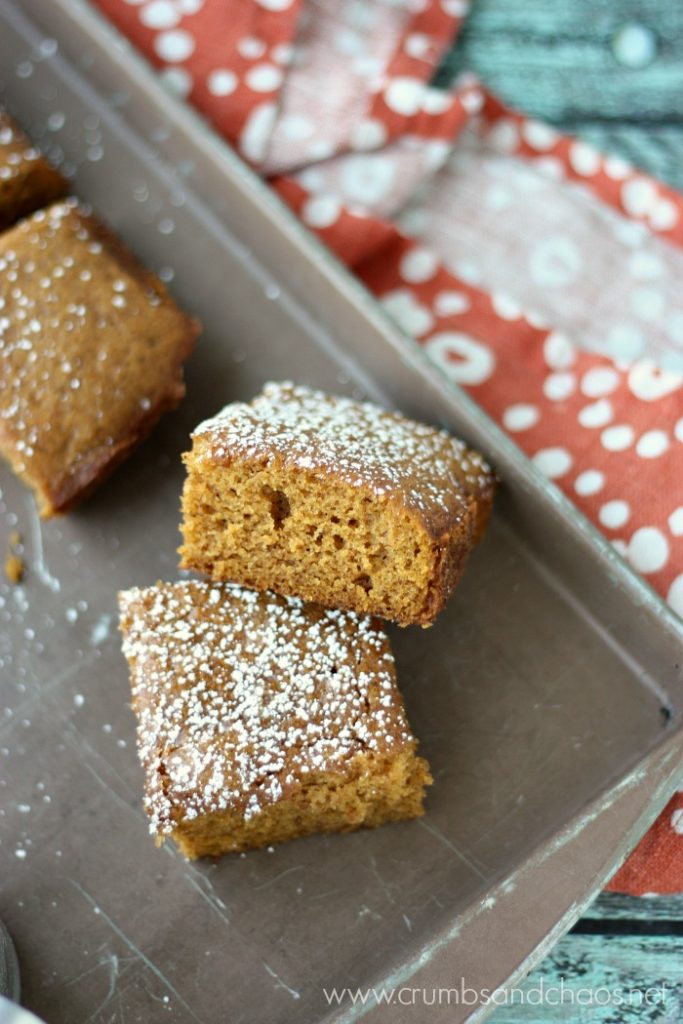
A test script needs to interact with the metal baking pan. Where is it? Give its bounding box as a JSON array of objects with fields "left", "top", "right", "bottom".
[{"left": 0, "top": 1, "right": 682, "bottom": 1021}]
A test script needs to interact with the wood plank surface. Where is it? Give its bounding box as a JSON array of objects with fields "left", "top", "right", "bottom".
[
  {"left": 485, "top": 896, "right": 683, "bottom": 1023},
  {"left": 586, "top": 894, "right": 683, "bottom": 924},
  {"left": 437, "top": 0, "right": 683, "bottom": 190},
  {"left": 489, "top": 933, "right": 683, "bottom": 1022}
]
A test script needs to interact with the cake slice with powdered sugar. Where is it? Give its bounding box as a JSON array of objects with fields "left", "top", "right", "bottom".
[
  {"left": 0, "top": 110, "right": 67, "bottom": 230},
  {"left": 118, "top": 579, "right": 431, "bottom": 858},
  {"left": 179, "top": 382, "right": 494, "bottom": 627},
  {"left": 0, "top": 199, "right": 198, "bottom": 515}
]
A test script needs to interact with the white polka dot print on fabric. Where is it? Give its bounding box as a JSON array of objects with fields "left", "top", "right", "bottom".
[
  {"left": 629, "top": 251, "right": 664, "bottom": 280},
  {"left": 544, "top": 331, "right": 576, "bottom": 370},
  {"left": 154, "top": 28, "right": 195, "bottom": 62},
  {"left": 460, "top": 89, "right": 483, "bottom": 115},
  {"left": 529, "top": 236, "right": 582, "bottom": 288},
  {"left": 628, "top": 361, "right": 683, "bottom": 402},
  {"left": 651, "top": 198, "right": 678, "bottom": 231},
  {"left": 574, "top": 469, "right": 605, "bottom": 496},
  {"left": 522, "top": 120, "right": 558, "bottom": 151},
  {"left": 599, "top": 500, "right": 630, "bottom": 530},
  {"left": 569, "top": 141, "right": 600, "bottom": 177},
  {"left": 441, "top": 0, "right": 470, "bottom": 15},
  {"left": 605, "top": 324, "right": 645, "bottom": 362},
  {"left": 455, "top": 261, "right": 482, "bottom": 285},
  {"left": 491, "top": 293, "right": 522, "bottom": 321},
  {"left": 400, "top": 247, "right": 439, "bottom": 284},
  {"left": 383, "top": 77, "right": 425, "bottom": 117},
  {"left": 381, "top": 289, "right": 434, "bottom": 338},
  {"left": 669, "top": 508, "right": 683, "bottom": 537},
  {"left": 631, "top": 287, "right": 664, "bottom": 321},
  {"left": 333, "top": 28, "right": 366, "bottom": 58},
  {"left": 245, "top": 64, "right": 283, "bottom": 93},
  {"left": 425, "top": 332, "right": 495, "bottom": 386},
  {"left": 160, "top": 66, "right": 193, "bottom": 97},
  {"left": 339, "top": 154, "right": 397, "bottom": 208},
  {"left": 534, "top": 156, "right": 565, "bottom": 181},
  {"left": 305, "top": 140, "right": 335, "bottom": 162},
  {"left": 636, "top": 430, "right": 669, "bottom": 459},
  {"left": 627, "top": 527, "right": 670, "bottom": 574},
  {"left": 140, "top": 1, "right": 179, "bottom": 29},
  {"left": 271, "top": 42, "right": 292, "bottom": 64},
  {"left": 238, "top": 102, "right": 277, "bottom": 164},
  {"left": 488, "top": 118, "right": 519, "bottom": 154},
  {"left": 601, "top": 424, "right": 635, "bottom": 452},
  {"left": 532, "top": 447, "right": 573, "bottom": 479},
  {"left": 301, "top": 195, "right": 341, "bottom": 229},
  {"left": 666, "top": 313, "right": 683, "bottom": 344},
  {"left": 604, "top": 155, "right": 632, "bottom": 180},
  {"left": 422, "top": 90, "right": 454, "bottom": 115},
  {"left": 543, "top": 371, "right": 576, "bottom": 402},
  {"left": 502, "top": 404, "right": 539, "bottom": 432},
  {"left": 621, "top": 178, "right": 657, "bottom": 217},
  {"left": 278, "top": 115, "right": 314, "bottom": 141},
  {"left": 434, "top": 291, "right": 470, "bottom": 317},
  {"left": 254, "top": 0, "right": 294, "bottom": 9},
  {"left": 669, "top": 576, "right": 683, "bottom": 617},
  {"left": 578, "top": 399, "right": 613, "bottom": 429},
  {"left": 207, "top": 69, "right": 237, "bottom": 96},
  {"left": 239, "top": 37, "right": 267, "bottom": 60},
  {"left": 404, "top": 33, "right": 432, "bottom": 60},
  {"left": 485, "top": 185, "right": 513, "bottom": 212},
  {"left": 581, "top": 367, "right": 619, "bottom": 398},
  {"left": 350, "top": 119, "right": 387, "bottom": 152}
]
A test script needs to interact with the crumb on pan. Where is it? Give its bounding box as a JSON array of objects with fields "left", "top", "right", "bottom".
[{"left": 5, "top": 531, "right": 24, "bottom": 584}]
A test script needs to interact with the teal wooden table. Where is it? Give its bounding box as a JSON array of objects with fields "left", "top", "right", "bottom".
[{"left": 439, "top": 2, "right": 683, "bottom": 1019}]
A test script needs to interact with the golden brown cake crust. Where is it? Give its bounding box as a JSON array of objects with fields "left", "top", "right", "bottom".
[
  {"left": 118, "top": 581, "right": 431, "bottom": 856},
  {"left": 180, "top": 383, "right": 494, "bottom": 626},
  {"left": 0, "top": 112, "right": 67, "bottom": 230},
  {"left": 0, "top": 199, "right": 200, "bottom": 515}
]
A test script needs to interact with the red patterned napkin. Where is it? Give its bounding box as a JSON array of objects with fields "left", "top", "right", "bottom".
[{"left": 93, "top": 0, "right": 683, "bottom": 895}]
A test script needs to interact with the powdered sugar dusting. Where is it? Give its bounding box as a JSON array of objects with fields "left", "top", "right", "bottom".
[
  {"left": 0, "top": 113, "right": 45, "bottom": 186},
  {"left": 119, "top": 581, "right": 413, "bottom": 836},
  {"left": 194, "top": 382, "right": 492, "bottom": 519},
  {"left": 0, "top": 198, "right": 194, "bottom": 506}
]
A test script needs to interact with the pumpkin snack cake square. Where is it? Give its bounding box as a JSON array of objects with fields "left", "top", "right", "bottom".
[
  {"left": 0, "top": 110, "right": 67, "bottom": 230},
  {"left": 180, "top": 382, "right": 495, "bottom": 627},
  {"left": 118, "top": 580, "right": 431, "bottom": 858},
  {"left": 0, "top": 199, "right": 199, "bottom": 514}
]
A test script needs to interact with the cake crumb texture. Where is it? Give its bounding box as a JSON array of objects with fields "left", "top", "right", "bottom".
[
  {"left": 0, "top": 199, "right": 199, "bottom": 515},
  {"left": 118, "top": 580, "right": 431, "bottom": 857},
  {"left": 180, "top": 382, "right": 494, "bottom": 626},
  {"left": 0, "top": 111, "right": 67, "bottom": 230}
]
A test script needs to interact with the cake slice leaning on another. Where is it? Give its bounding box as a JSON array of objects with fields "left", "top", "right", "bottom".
[
  {"left": 118, "top": 581, "right": 431, "bottom": 858},
  {"left": 179, "top": 382, "right": 495, "bottom": 627}
]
